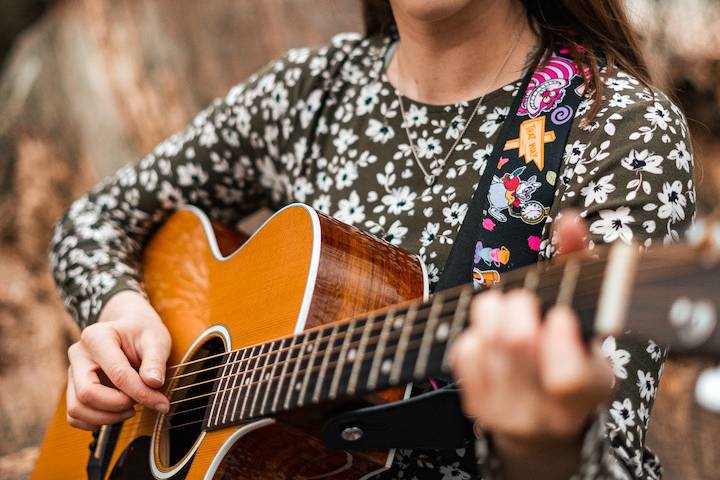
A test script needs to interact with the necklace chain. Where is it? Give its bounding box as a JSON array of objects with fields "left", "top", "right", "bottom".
[{"left": 395, "top": 25, "right": 526, "bottom": 186}]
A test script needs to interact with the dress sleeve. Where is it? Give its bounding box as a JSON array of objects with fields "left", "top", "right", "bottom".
[
  {"left": 49, "top": 43, "right": 336, "bottom": 329},
  {"left": 474, "top": 71, "right": 695, "bottom": 479},
  {"left": 548, "top": 73, "right": 694, "bottom": 479}
]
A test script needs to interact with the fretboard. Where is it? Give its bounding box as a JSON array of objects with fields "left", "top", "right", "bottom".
[{"left": 202, "top": 252, "right": 608, "bottom": 431}]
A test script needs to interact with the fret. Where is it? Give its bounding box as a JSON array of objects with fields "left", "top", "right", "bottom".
[
  {"left": 271, "top": 335, "right": 301, "bottom": 413},
  {"left": 312, "top": 324, "right": 340, "bottom": 403},
  {"left": 414, "top": 294, "right": 444, "bottom": 378},
  {"left": 259, "top": 337, "right": 291, "bottom": 416},
  {"left": 248, "top": 341, "right": 277, "bottom": 418},
  {"left": 347, "top": 314, "right": 375, "bottom": 395},
  {"left": 389, "top": 304, "right": 418, "bottom": 384},
  {"left": 229, "top": 345, "right": 259, "bottom": 422},
  {"left": 329, "top": 318, "right": 358, "bottom": 400},
  {"left": 367, "top": 309, "right": 395, "bottom": 390},
  {"left": 556, "top": 257, "right": 581, "bottom": 307},
  {"left": 441, "top": 286, "right": 473, "bottom": 369},
  {"left": 298, "top": 330, "right": 324, "bottom": 407},
  {"left": 284, "top": 331, "right": 317, "bottom": 410},
  {"left": 239, "top": 343, "right": 268, "bottom": 420},
  {"left": 220, "top": 348, "right": 247, "bottom": 424},
  {"left": 207, "top": 350, "right": 237, "bottom": 428}
]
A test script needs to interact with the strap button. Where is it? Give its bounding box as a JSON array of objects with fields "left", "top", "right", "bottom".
[{"left": 341, "top": 426, "right": 363, "bottom": 442}]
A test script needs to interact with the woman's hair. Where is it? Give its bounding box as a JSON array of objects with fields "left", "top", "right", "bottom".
[{"left": 362, "top": 0, "right": 652, "bottom": 118}]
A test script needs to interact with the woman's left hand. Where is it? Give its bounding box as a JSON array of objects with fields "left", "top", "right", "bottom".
[{"left": 449, "top": 212, "right": 615, "bottom": 479}]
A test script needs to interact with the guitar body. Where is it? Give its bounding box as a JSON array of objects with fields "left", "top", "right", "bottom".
[{"left": 33, "top": 204, "right": 427, "bottom": 479}]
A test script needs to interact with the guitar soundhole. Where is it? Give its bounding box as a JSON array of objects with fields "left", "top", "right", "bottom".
[{"left": 154, "top": 335, "right": 226, "bottom": 470}]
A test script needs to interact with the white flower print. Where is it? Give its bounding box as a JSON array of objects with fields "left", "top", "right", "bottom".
[
  {"left": 564, "top": 140, "right": 588, "bottom": 166},
  {"left": 316, "top": 170, "right": 333, "bottom": 192},
  {"left": 636, "top": 370, "right": 656, "bottom": 402},
  {"left": 610, "top": 398, "right": 636, "bottom": 432},
  {"left": 606, "top": 77, "right": 633, "bottom": 92},
  {"left": 176, "top": 163, "right": 208, "bottom": 186},
  {"left": 478, "top": 106, "right": 509, "bottom": 138},
  {"left": 646, "top": 341, "right": 663, "bottom": 362},
  {"left": 415, "top": 136, "right": 443, "bottom": 159},
  {"left": 657, "top": 180, "right": 687, "bottom": 223},
  {"left": 335, "top": 162, "right": 358, "bottom": 190},
  {"left": 299, "top": 89, "right": 323, "bottom": 129},
  {"left": 269, "top": 82, "right": 289, "bottom": 120},
  {"left": 382, "top": 185, "right": 417, "bottom": 215},
  {"left": 333, "top": 128, "right": 358, "bottom": 154},
  {"left": 581, "top": 173, "right": 615, "bottom": 207},
  {"left": 420, "top": 222, "right": 440, "bottom": 247},
  {"left": 446, "top": 115, "right": 466, "bottom": 140},
  {"left": 356, "top": 82, "right": 382, "bottom": 116},
  {"left": 312, "top": 193, "right": 331, "bottom": 214},
  {"left": 621, "top": 149, "right": 663, "bottom": 175},
  {"left": 601, "top": 336, "right": 630, "bottom": 380},
  {"left": 139, "top": 169, "right": 158, "bottom": 191},
  {"left": 589, "top": 206, "right": 635, "bottom": 243},
  {"left": 608, "top": 93, "right": 634, "bottom": 108},
  {"left": 668, "top": 140, "right": 691, "bottom": 173},
  {"left": 403, "top": 103, "right": 428, "bottom": 128},
  {"left": 443, "top": 202, "right": 468, "bottom": 227},
  {"left": 334, "top": 190, "right": 365, "bottom": 225},
  {"left": 382, "top": 219, "right": 408, "bottom": 245},
  {"left": 638, "top": 402, "right": 650, "bottom": 429},
  {"left": 291, "top": 177, "right": 314, "bottom": 202},
  {"left": 365, "top": 118, "right": 395, "bottom": 144},
  {"left": 644, "top": 102, "right": 671, "bottom": 131}
]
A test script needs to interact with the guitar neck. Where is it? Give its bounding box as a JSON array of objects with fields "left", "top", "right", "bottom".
[{"left": 203, "top": 242, "right": 720, "bottom": 431}]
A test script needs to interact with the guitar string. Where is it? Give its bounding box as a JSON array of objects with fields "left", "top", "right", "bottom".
[
  {"left": 161, "top": 263, "right": 610, "bottom": 406},
  {"left": 165, "top": 278, "right": 610, "bottom": 414},
  {"left": 155, "top": 289, "right": 615, "bottom": 433},
  {"left": 161, "top": 256, "right": 588, "bottom": 375},
  {"left": 164, "top": 259, "right": 608, "bottom": 384}
]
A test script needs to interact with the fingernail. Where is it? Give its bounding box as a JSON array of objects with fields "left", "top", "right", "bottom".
[{"left": 147, "top": 368, "right": 164, "bottom": 383}]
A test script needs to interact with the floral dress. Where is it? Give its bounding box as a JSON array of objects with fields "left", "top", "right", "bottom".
[{"left": 50, "top": 32, "right": 695, "bottom": 479}]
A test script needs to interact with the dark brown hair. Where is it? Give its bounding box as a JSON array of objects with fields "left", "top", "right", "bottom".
[{"left": 362, "top": 0, "right": 653, "bottom": 118}]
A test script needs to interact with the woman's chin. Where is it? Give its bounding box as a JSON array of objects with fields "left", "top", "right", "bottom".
[{"left": 390, "top": 0, "right": 479, "bottom": 24}]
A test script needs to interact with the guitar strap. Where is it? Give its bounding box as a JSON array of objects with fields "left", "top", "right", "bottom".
[{"left": 323, "top": 48, "right": 587, "bottom": 452}]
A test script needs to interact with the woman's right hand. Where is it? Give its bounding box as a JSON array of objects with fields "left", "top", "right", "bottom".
[{"left": 66, "top": 290, "right": 171, "bottom": 430}]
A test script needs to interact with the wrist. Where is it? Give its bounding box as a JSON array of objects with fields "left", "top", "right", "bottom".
[
  {"left": 489, "top": 427, "right": 586, "bottom": 480},
  {"left": 98, "top": 289, "right": 159, "bottom": 325}
]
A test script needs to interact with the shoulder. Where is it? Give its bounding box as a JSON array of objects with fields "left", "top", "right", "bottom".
[{"left": 572, "top": 66, "right": 690, "bottom": 147}]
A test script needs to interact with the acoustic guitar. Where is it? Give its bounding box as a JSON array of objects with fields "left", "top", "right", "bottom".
[{"left": 32, "top": 204, "right": 720, "bottom": 479}]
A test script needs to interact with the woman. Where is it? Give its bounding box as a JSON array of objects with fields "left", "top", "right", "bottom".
[{"left": 51, "top": 0, "right": 695, "bottom": 478}]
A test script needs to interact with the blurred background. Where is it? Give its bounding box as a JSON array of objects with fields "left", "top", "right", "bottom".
[{"left": 0, "top": 1, "right": 718, "bottom": 479}]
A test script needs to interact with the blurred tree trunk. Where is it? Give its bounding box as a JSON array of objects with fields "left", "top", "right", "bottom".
[{"left": 0, "top": 1, "right": 361, "bottom": 478}]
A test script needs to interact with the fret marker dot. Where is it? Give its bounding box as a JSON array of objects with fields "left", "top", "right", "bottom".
[
  {"left": 306, "top": 344, "right": 314, "bottom": 353},
  {"left": 436, "top": 323, "right": 449, "bottom": 341},
  {"left": 264, "top": 373, "right": 271, "bottom": 380},
  {"left": 347, "top": 348, "right": 357, "bottom": 362},
  {"left": 243, "top": 377, "right": 250, "bottom": 386},
  {"left": 381, "top": 359, "right": 392, "bottom": 375},
  {"left": 393, "top": 317, "right": 403, "bottom": 330},
  {"left": 295, "top": 381, "right": 302, "bottom": 391}
]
